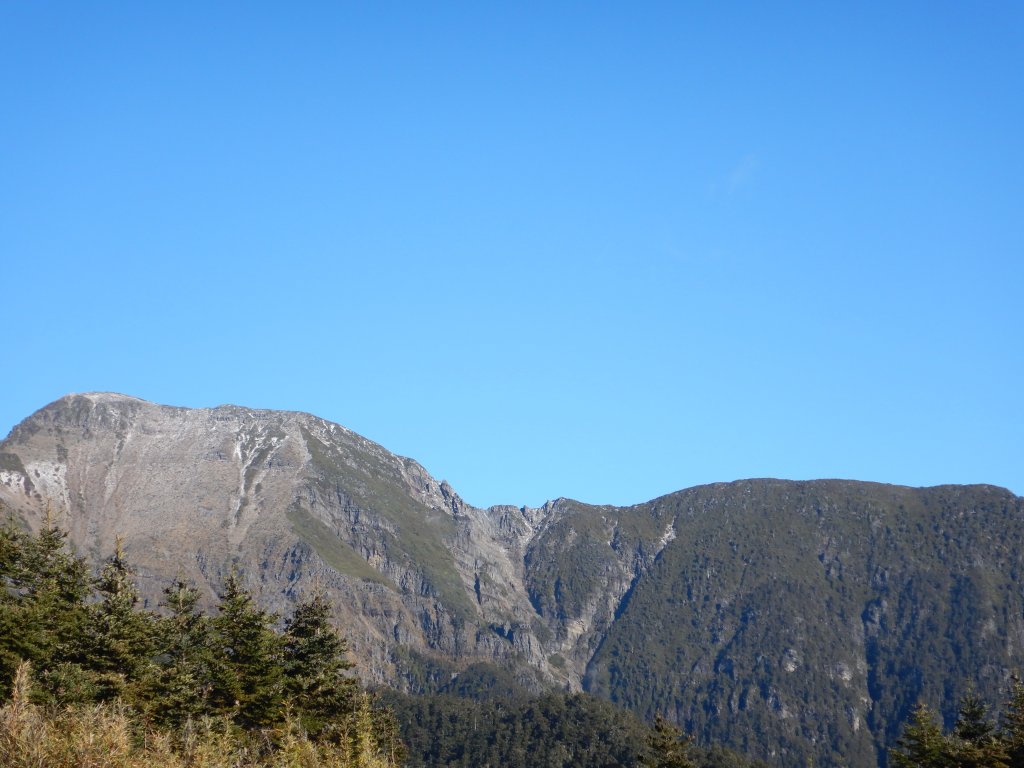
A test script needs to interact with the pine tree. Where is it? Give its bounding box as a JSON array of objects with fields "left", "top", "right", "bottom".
[
  {"left": 0, "top": 522, "right": 27, "bottom": 696},
  {"left": 0, "top": 516, "right": 93, "bottom": 704},
  {"left": 81, "top": 538, "right": 157, "bottom": 702},
  {"left": 371, "top": 698, "right": 408, "bottom": 767},
  {"left": 890, "top": 703, "right": 951, "bottom": 768},
  {"left": 1002, "top": 681, "right": 1024, "bottom": 768},
  {"left": 146, "top": 579, "right": 216, "bottom": 727},
  {"left": 950, "top": 690, "right": 1008, "bottom": 768},
  {"left": 644, "top": 714, "right": 696, "bottom": 768},
  {"left": 282, "top": 591, "right": 357, "bottom": 737},
  {"left": 0, "top": 519, "right": 20, "bottom": 583},
  {"left": 956, "top": 691, "right": 997, "bottom": 743},
  {"left": 209, "top": 572, "right": 283, "bottom": 729}
]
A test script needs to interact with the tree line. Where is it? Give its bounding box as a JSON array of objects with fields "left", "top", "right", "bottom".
[
  {"left": 0, "top": 515, "right": 403, "bottom": 767},
  {"left": 891, "top": 686, "right": 1024, "bottom": 768},
  {"left": 1, "top": 514, "right": 765, "bottom": 767},
  {"left": 4, "top": 512, "right": 909, "bottom": 767}
]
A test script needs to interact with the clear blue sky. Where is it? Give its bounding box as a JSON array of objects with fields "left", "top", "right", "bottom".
[{"left": 2, "top": 3, "right": 1022, "bottom": 508}]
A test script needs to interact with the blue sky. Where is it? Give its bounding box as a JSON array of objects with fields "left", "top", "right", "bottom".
[{"left": 2, "top": 3, "right": 1022, "bottom": 507}]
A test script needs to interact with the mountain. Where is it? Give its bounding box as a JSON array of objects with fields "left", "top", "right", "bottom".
[
  {"left": 581, "top": 480, "right": 1024, "bottom": 765},
  {"left": 1, "top": 392, "right": 1022, "bottom": 767},
  {"left": 0, "top": 393, "right": 564, "bottom": 689}
]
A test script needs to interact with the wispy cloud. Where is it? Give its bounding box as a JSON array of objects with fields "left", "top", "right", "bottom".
[{"left": 711, "top": 153, "right": 761, "bottom": 197}]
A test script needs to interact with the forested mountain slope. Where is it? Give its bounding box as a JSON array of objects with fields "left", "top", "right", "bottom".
[
  {"left": 1, "top": 393, "right": 1021, "bottom": 766},
  {"left": 580, "top": 481, "right": 1024, "bottom": 766}
]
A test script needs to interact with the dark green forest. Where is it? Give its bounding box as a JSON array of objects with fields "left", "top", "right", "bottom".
[
  {"left": 383, "top": 687, "right": 770, "bottom": 768},
  {"left": 566, "top": 482, "right": 1024, "bottom": 766}
]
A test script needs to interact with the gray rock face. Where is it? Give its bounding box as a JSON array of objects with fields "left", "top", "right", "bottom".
[{"left": 0, "top": 392, "right": 651, "bottom": 688}]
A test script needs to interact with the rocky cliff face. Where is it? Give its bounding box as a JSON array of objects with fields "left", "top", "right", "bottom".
[
  {"left": 2, "top": 393, "right": 1022, "bottom": 767},
  {"left": 0, "top": 393, "right": 665, "bottom": 690}
]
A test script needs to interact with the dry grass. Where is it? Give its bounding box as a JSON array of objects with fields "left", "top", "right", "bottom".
[{"left": 0, "top": 663, "right": 396, "bottom": 768}]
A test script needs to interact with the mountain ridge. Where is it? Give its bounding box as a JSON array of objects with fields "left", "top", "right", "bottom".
[{"left": 2, "top": 392, "right": 1021, "bottom": 767}]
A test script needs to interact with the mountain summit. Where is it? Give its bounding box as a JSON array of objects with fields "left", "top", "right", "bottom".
[
  {"left": 2, "top": 393, "right": 1022, "bottom": 767},
  {"left": 0, "top": 392, "right": 567, "bottom": 686}
]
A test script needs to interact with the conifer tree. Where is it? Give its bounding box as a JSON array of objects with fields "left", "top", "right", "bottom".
[
  {"left": 1002, "top": 681, "right": 1024, "bottom": 768},
  {"left": 951, "top": 691, "right": 1008, "bottom": 768},
  {"left": 0, "top": 516, "right": 92, "bottom": 703},
  {"left": 0, "top": 516, "right": 407, "bottom": 767},
  {"left": 955, "top": 691, "right": 997, "bottom": 743},
  {"left": 0, "top": 519, "right": 19, "bottom": 583},
  {"left": 209, "top": 572, "right": 283, "bottom": 728},
  {"left": 81, "top": 538, "right": 156, "bottom": 702},
  {"left": 371, "top": 703, "right": 408, "bottom": 767},
  {"left": 0, "top": 522, "right": 27, "bottom": 695},
  {"left": 282, "top": 591, "right": 357, "bottom": 737},
  {"left": 146, "top": 579, "right": 216, "bottom": 727},
  {"left": 644, "top": 714, "right": 696, "bottom": 768},
  {"left": 890, "top": 703, "right": 951, "bottom": 768}
]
